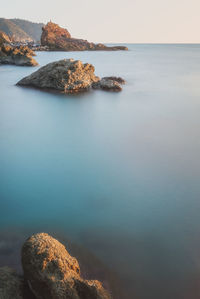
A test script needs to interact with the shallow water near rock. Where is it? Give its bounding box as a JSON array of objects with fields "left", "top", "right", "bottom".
[{"left": 1, "top": 44, "right": 200, "bottom": 299}]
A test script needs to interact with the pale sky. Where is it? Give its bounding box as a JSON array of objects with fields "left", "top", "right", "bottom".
[{"left": 1, "top": 0, "right": 200, "bottom": 43}]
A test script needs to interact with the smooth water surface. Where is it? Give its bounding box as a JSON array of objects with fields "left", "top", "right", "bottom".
[{"left": 1, "top": 45, "right": 200, "bottom": 298}]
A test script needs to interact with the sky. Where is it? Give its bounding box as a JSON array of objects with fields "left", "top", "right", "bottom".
[{"left": 1, "top": 0, "right": 200, "bottom": 43}]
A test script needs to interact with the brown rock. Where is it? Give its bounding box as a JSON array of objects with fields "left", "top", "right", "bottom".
[
  {"left": 0, "top": 44, "right": 38, "bottom": 66},
  {"left": 41, "top": 21, "right": 71, "bottom": 49},
  {"left": 92, "top": 78, "right": 123, "bottom": 92},
  {"left": 21, "top": 233, "right": 111, "bottom": 299},
  {"left": 41, "top": 22, "right": 128, "bottom": 51},
  {"left": 102, "top": 77, "right": 125, "bottom": 85},
  {"left": 17, "top": 59, "right": 100, "bottom": 93}
]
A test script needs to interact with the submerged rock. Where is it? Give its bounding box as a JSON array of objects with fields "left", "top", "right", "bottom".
[
  {"left": 0, "top": 45, "right": 38, "bottom": 66},
  {"left": 92, "top": 78, "right": 123, "bottom": 92},
  {"left": 101, "top": 77, "right": 125, "bottom": 85},
  {"left": 17, "top": 59, "right": 100, "bottom": 93},
  {"left": 22, "top": 233, "right": 111, "bottom": 299},
  {"left": 41, "top": 22, "right": 128, "bottom": 51}
]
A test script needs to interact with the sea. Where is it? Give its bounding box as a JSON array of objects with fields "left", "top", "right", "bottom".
[{"left": 1, "top": 44, "right": 200, "bottom": 298}]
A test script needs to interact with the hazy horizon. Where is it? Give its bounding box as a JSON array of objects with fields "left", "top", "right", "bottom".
[{"left": 1, "top": 0, "right": 200, "bottom": 44}]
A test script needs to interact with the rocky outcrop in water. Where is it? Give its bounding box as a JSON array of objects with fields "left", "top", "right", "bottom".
[
  {"left": 0, "top": 44, "right": 38, "bottom": 66},
  {"left": 0, "top": 233, "right": 111, "bottom": 299},
  {"left": 17, "top": 59, "right": 125, "bottom": 93},
  {"left": 101, "top": 77, "right": 126, "bottom": 85},
  {"left": 41, "top": 22, "right": 128, "bottom": 51},
  {"left": 17, "top": 59, "right": 99, "bottom": 92},
  {"left": 92, "top": 77, "right": 125, "bottom": 92}
]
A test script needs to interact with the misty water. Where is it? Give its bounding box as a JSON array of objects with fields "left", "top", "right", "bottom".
[{"left": 1, "top": 44, "right": 200, "bottom": 298}]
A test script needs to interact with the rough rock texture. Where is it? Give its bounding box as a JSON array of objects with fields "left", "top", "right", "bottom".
[
  {"left": 0, "top": 45, "right": 38, "bottom": 66},
  {"left": 0, "top": 229, "right": 126, "bottom": 299},
  {"left": 22, "top": 233, "right": 111, "bottom": 299},
  {"left": 0, "top": 267, "right": 24, "bottom": 299},
  {"left": 92, "top": 78, "right": 123, "bottom": 92},
  {"left": 41, "top": 22, "right": 128, "bottom": 51},
  {"left": 17, "top": 59, "right": 125, "bottom": 93},
  {"left": 0, "top": 31, "right": 11, "bottom": 46},
  {"left": 17, "top": 59, "right": 99, "bottom": 92},
  {"left": 41, "top": 21, "right": 71, "bottom": 48},
  {"left": 102, "top": 77, "right": 125, "bottom": 85}
]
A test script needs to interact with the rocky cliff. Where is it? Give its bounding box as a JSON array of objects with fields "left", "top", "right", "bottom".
[{"left": 41, "top": 22, "right": 128, "bottom": 51}]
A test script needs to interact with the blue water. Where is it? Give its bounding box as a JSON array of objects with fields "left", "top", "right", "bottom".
[{"left": 1, "top": 44, "right": 200, "bottom": 298}]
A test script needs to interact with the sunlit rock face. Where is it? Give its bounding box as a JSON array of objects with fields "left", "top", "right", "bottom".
[
  {"left": 17, "top": 58, "right": 125, "bottom": 93},
  {"left": 0, "top": 31, "right": 37, "bottom": 66},
  {"left": 17, "top": 59, "right": 100, "bottom": 93},
  {"left": 41, "top": 21, "right": 71, "bottom": 49},
  {"left": 0, "top": 233, "right": 111, "bottom": 299},
  {"left": 0, "top": 45, "right": 38, "bottom": 66},
  {"left": 21, "top": 233, "right": 111, "bottom": 299},
  {"left": 41, "top": 21, "right": 128, "bottom": 51}
]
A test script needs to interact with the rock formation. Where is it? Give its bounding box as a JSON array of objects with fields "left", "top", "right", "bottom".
[
  {"left": 0, "top": 44, "right": 38, "bottom": 66},
  {"left": 41, "top": 22, "right": 128, "bottom": 51},
  {"left": 92, "top": 77, "right": 125, "bottom": 92},
  {"left": 101, "top": 77, "right": 126, "bottom": 85},
  {"left": 0, "top": 233, "right": 111, "bottom": 299},
  {"left": 17, "top": 59, "right": 125, "bottom": 93},
  {"left": 22, "top": 233, "right": 111, "bottom": 299},
  {"left": 17, "top": 59, "right": 99, "bottom": 92}
]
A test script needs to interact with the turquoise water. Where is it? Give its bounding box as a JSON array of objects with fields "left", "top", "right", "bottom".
[{"left": 1, "top": 44, "right": 200, "bottom": 298}]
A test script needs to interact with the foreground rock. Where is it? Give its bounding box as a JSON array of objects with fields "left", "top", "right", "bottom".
[
  {"left": 17, "top": 59, "right": 99, "bottom": 92},
  {"left": 41, "top": 22, "right": 128, "bottom": 51},
  {"left": 22, "top": 233, "right": 111, "bottom": 299},
  {"left": 0, "top": 45, "right": 38, "bottom": 66},
  {"left": 17, "top": 59, "right": 125, "bottom": 93},
  {"left": 0, "top": 230, "right": 126, "bottom": 299}
]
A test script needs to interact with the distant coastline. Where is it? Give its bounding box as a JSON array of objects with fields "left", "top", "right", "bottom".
[{"left": 0, "top": 18, "right": 128, "bottom": 51}]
